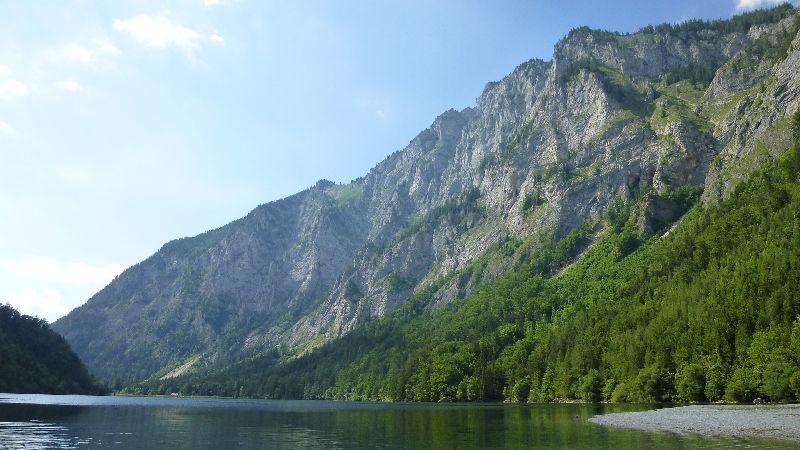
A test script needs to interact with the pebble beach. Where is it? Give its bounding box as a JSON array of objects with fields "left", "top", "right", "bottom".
[{"left": 590, "top": 404, "right": 800, "bottom": 442}]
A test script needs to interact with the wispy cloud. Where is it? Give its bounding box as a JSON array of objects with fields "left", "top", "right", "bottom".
[
  {"left": 48, "top": 40, "right": 121, "bottom": 68},
  {"left": 0, "top": 120, "right": 19, "bottom": 138},
  {"left": 54, "top": 80, "right": 83, "bottom": 93},
  {"left": 0, "top": 67, "right": 28, "bottom": 98},
  {"left": 3, "top": 258, "right": 128, "bottom": 321},
  {"left": 96, "top": 40, "right": 123, "bottom": 57},
  {"left": 114, "top": 14, "right": 204, "bottom": 49},
  {"left": 209, "top": 33, "right": 225, "bottom": 43},
  {"left": 49, "top": 44, "right": 93, "bottom": 64},
  {"left": 6, "top": 287, "right": 65, "bottom": 322},
  {"left": 11, "top": 257, "right": 126, "bottom": 285},
  {"left": 0, "top": 79, "right": 28, "bottom": 97},
  {"left": 734, "top": 0, "right": 787, "bottom": 12},
  {"left": 203, "top": 0, "right": 235, "bottom": 7}
]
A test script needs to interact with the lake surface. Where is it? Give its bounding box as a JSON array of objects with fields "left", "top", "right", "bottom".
[{"left": 0, "top": 394, "right": 794, "bottom": 449}]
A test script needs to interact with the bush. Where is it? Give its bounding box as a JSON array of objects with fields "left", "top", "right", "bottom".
[
  {"left": 508, "top": 378, "right": 531, "bottom": 403},
  {"left": 602, "top": 378, "right": 618, "bottom": 402},
  {"left": 632, "top": 365, "right": 674, "bottom": 402},
  {"left": 676, "top": 363, "right": 706, "bottom": 402},
  {"left": 760, "top": 361, "right": 798, "bottom": 402},
  {"left": 789, "top": 370, "right": 800, "bottom": 401},
  {"left": 725, "top": 367, "right": 760, "bottom": 402},
  {"left": 611, "top": 381, "right": 633, "bottom": 403},
  {"left": 614, "top": 228, "right": 640, "bottom": 259},
  {"left": 579, "top": 369, "right": 602, "bottom": 402},
  {"left": 703, "top": 361, "right": 728, "bottom": 402}
]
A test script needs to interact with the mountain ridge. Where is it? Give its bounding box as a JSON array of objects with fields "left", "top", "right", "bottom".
[{"left": 53, "top": 4, "right": 800, "bottom": 388}]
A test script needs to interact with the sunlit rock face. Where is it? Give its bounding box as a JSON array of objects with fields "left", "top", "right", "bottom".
[{"left": 53, "top": 7, "right": 800, "bottom": 385}]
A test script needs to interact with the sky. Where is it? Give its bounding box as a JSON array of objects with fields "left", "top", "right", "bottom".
[{"left": 0, "top": 0, "right": 793, "bottom": 322}]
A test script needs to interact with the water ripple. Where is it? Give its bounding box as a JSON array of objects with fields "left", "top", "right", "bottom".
[{"left": 0, "top": 421, "right": 77, "bottom": 449}]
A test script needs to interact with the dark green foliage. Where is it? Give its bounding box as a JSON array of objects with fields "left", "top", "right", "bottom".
[
  {"left": 521, "top": 190, "right": 545, "bottom": 212},
  {"left": 789, "top": 111, "right": 800, "bottom": 177},
  {"left": 663, "top": 63, "right": 719, "bottom": 87},
  {"left": 659, "top": 185, "right": 704, "bottom": 213},
  {"left": 793, "top": 110, "right": 800, "bottom": 143},
  {"left": 642, "top": 4, "right": 794, "bottom": 35},
  {"left": 790, "top": 370, "right": 800, "bottom": 399},
  {"left": 742, "top": 15, "right": 800, "bottom": 62},
  {"left": 675, "top": 363, "right": 706, "bottom": 402},
  {"left": 565, "top": 26, "right": 622, "bottom": 44},
  {"left": 395, "top": 187, "right": 484, "bottom": 243},
  {"left": 560, "top": 58, "right": 605, "bottom": 84},
  {"left": 612, "top": 225, "right": 640, "bottom": 259},
  {"left": 606, "top": 196, "right": 631, "bottom": 233},
  {"left": 0, "top": 304, "right": 106, "bottom": 394},
  {"left": 579, "top": 369, "right": 602, "bottom": 402}
]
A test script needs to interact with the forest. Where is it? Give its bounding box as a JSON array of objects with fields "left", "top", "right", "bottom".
[
  {"left": 127, "top": 112, "right": 800, "bottom": 404},
  {"left": 0, "top": 303, "right": 107, "bottom": 394}
]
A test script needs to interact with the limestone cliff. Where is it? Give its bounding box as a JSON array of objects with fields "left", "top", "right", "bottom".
[{"left": 53, "top": 5, "right": 800, "bottom": 385}]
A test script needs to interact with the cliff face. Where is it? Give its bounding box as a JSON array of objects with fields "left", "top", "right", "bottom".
[{"left": 53, "top": 6, "right": 800, "bottom": 385}]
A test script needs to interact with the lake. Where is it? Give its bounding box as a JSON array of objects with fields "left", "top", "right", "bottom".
[{"left": 0, "top": 394, "right": 794, "bottom": 449}]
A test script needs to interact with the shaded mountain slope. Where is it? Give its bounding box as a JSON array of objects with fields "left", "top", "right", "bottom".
[{"left": 0, "top": 304, "right": 105, "bottom": 394}]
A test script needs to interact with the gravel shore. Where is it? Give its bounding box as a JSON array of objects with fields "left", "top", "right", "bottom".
[{"left": 590, "top": 404, "right": 800, "bottom": 442}]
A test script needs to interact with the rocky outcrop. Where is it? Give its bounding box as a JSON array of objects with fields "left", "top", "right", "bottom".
[{"left": 53, "top": 6, "right": 800, "bottom": 385}]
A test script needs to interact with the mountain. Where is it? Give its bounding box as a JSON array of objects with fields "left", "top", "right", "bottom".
[
  {"left": 129, "top": 125, "right": 800, "bottom": 402},
  {"left": 54, "top": 5, "right": 800, "bottom": 392},
  {"left": 0, "top": 304, "right": 106, "bottom": 394}
]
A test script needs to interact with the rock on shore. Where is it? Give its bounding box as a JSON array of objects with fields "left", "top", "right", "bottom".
[{"left": 590, "top": 405, "right": 800, "bottom": 442}]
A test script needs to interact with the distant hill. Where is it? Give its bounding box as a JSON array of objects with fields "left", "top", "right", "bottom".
[{"left": 0, "top": 304, "right": 106, "bottom": 394}]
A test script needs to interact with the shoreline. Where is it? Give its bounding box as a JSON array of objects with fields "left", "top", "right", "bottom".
[{"left": 590, "top": 404, "right": 800, "bottom": 442}]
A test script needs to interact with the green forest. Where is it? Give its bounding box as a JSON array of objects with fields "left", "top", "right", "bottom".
[
  {"left": 129, "top": 113, "right": 800, "bottom": 404},
  {"left": 0, "top": 304, "right": 107, "bottom": 394}
]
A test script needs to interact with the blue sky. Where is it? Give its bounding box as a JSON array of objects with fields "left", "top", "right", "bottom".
[{"left": 0, "top": 0, "right": 793, "bottom": 321}]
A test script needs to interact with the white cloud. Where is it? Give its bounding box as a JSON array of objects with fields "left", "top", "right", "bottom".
[
  {"left": 735, "top": 0, "right": 786, "bottom": 11},
  {"left": 54, "top": 80, "right": 83, "bottom": 93},
  {"left": 204, "top": 0, "right": 222, "bottom": 6},
  {"left": 113, "top": 14, "right": 204, "bottom": 50},
  {"left": 96, "top": 41, "right": 122, "bottom": 56},
  {"left": 6, "top": 287, "right": 66, "bottom": 322},
  {"left": 48, "top": 40, "right": 121, "bottom": 68},
  {"left": 49, "top": 44, "right": 94, "bottom": 64},
  {"left": 0, "top": 79, "right": 28, "bottom": 97},
  {"left": 11, "top": 257, "right": 126, "bottom": 285},
  {"left": 209, "top": 33, "right": 224, "bottom": 43},
  {"left": 0, "top": 120, "right": 19, "bottom": 138}
]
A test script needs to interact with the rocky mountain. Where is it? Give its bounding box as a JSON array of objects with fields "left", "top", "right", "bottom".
[
  {"left": 53, "top": 5, "right": 800, "bottom": 387},
  {"left": 0, "top": 304, "right": 106, "bottom": 394}
]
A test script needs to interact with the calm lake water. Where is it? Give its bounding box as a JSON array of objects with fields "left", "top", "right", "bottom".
[{"left": 0, "top": 394, "right": 794, "bottom": 449}]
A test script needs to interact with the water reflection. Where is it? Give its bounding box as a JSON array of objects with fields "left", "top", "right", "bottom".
[
  {"left": 0, "top": 395, "right": 794, "bottom": 449},
  {"left": 0, "top": 421, "right": 76, "bottom": 449}
]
